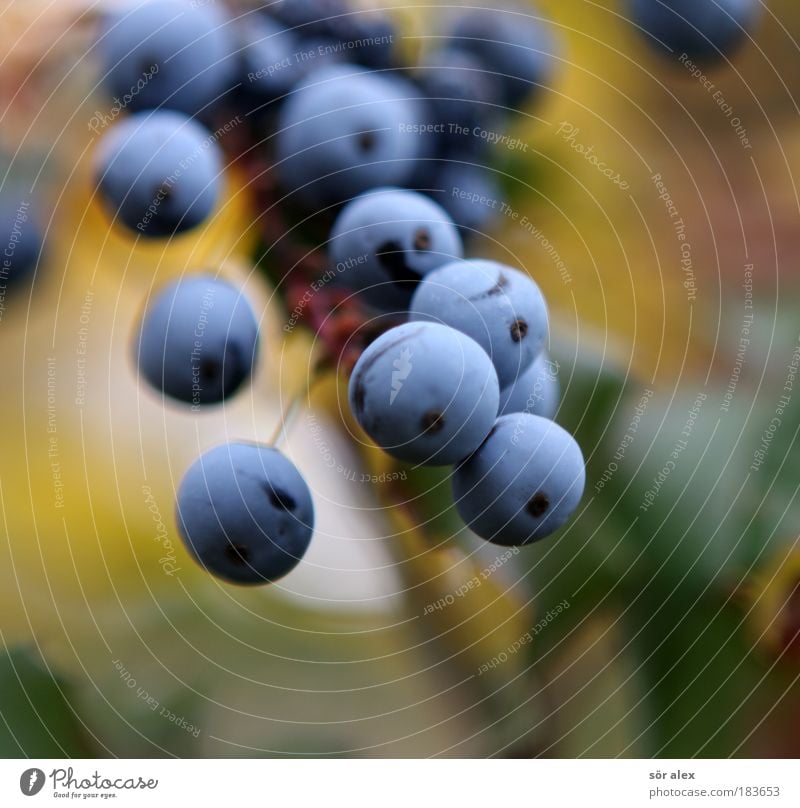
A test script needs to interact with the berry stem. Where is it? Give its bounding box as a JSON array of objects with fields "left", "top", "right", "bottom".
[{"left": 268, "top": 360, "right": 326, "bottom": 448}]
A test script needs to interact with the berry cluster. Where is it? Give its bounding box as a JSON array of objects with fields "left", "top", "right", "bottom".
[{"left": 82, "top": 0, "right": 759, "bottom": 586}]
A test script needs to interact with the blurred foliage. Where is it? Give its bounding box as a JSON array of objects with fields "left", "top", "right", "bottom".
[{"left": 2, "top": 0, "right": 800, "bottom": 759}]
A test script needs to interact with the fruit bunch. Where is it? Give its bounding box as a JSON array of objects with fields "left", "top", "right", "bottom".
[{"left": 78, "top": 0, "right": 759, "bottom": 588}]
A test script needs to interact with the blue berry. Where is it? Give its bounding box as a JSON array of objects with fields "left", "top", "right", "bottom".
[
  {"left": 176, "top": 443, "right": 314, "bottom": 585},
  {"left": 275, "top": 64, "right": 424, "bottom": 207},
  {"left": 0, "top": 197, "right": 43, "bottom": 291},
  {"left": 135, "top": 276, "right": 259, "bottom": 406},
  {"left": 629, "top": 0, "right": 760, "bottom": 64},
  {"left": 429, "top": 162, "right": 502, "bottom": 234},
  {"left": 410, "top": 259, "right": 549, "bottom": 388},
  {"left": 452, "top": 413, "right": 585, "bottom": 545},
  {"left": 268, "top": 0, "right": 396, "bottom": 68},
  {"left": 329, "top": 188, "right": 463, "bottom": 311},
  {"left": 95, "top": 111, "right": 222, "bottom": 237},
  {"left": 415, "top": 48, "right": 501, "bottom": 156},
  {"left": 100, "top": 0, "right": 235, "bottom": 117},
  {"left": 499, "top": 351, "right": 559, "bottom": 419},
  {"left": 447, "top": 4, "right": 558, "bottom": 109},
  {"left": 349, "top": 322, "right": 500, "bottom": 466},
  {"left": 238, "top": 16, "right": 303, "bottom": 107},
  {"left": 268, "top": 0, "right": 350, "bottom": 36}
]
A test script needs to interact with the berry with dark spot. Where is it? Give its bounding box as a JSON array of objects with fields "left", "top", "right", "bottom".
[
  {"left": 348, "top": 321, "right": 500, "bottom": 465},
  {"left": 275, "top": 65, "right": 424, "bottom": 207},
  {"left": 100, "top": 0, "right": 236, "bottom": 117},
  {"left": 329, "top": 187, "right": 463, "bottom": 310},
  {"left": 94, "top": 110, "right": 222, "bottom": 237},
  {"left": 452, "top": 413, "right": 585, "bottom": 545},
  {"left": 410, "top": 259, "right": 549, "bottom": 387},
  {"left": 176, "top": 443, "right": 314, "bottom": 584}
]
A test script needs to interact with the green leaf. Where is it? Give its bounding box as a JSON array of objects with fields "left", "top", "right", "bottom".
[
  {"left": 624, "top": 582, "right": 767, "bottom": 757},
  {"left": 0, "top": 646, "right": 90, "bottom": 757}
]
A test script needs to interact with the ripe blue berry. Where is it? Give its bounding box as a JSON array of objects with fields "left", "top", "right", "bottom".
[
  {"left": 629, "top": 0, "right": 760, "bottom": 64},
  {"left": 329, "top": 188, "right": 463, "bottom": 311},
  {"left": 499, "top": 351, "right": 559, "bottom": 419},
  {"left": 238, "top": 16, "right": 303, "bottom": 107},
  {"left": 452, "top": 413, "right": 585, "bottom": 545},
  {"left": 275, "top": 64, "right": 424, "bottom": 207},
  {"left": 176, "top": 443, "right": 314, "bottom": 585},
  {"left": 100, "top": 0, "right": 235, "bottom": 117},
  {"left": 410, "top": 259, "right": 549, "bottom": 388},
  {"left": 0, "top": 197, "right": 43, "bottom": 291},
  {"left": 415, "top": 48, "right": 502, "bottom": 156},
  {"left": 95, "top": 111, "right": 222, "bottom": 237},
  {"left": 349, "top": 322, "right": 500, "bottom": 466},
  {"left": 429, "top": 162, "right": 502, "bottom": 234},
  {"left": 135, "top": 276, "right": 259, "bottom": 407},
  {"left": 268, "top": 0, "right": 396, "bottom": 68},
  {"left": 447, "top": 4, "right": 559, "bottom": 109}
]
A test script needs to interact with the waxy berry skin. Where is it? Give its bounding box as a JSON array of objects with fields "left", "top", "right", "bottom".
[
  {"left": 410, "top": 259, "right": 549, "bottom": 388},
  {"left": 176, "top": 443, "right": 315, "bottom": 585},
  {"left": 329, "top": 188, "right": 464, "bottom": 311},
  {"left": 100, "top": 0, "right": 236, "bottom": 117},
  {"left": 499, "top": 351, "right": 560, "bottom": 420},
  {"left": 348, "top": 322, "right": 500, "bottom": 466},
  {"left": 275, "top": 65, "right": 424, "bottom": 207},
  {"left": 453, "top": 413, "right": 585, "bottom": 546},
  {"left": 95, "top": 110, "right": 223, "bottom": 238},
  {"left": 135, "top": 276, "right": 259, "bottom": 407}
]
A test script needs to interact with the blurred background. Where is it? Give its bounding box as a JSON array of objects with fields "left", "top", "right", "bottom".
[{"left": 2, "top": 0, "right": 800, "bottom": 758}]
